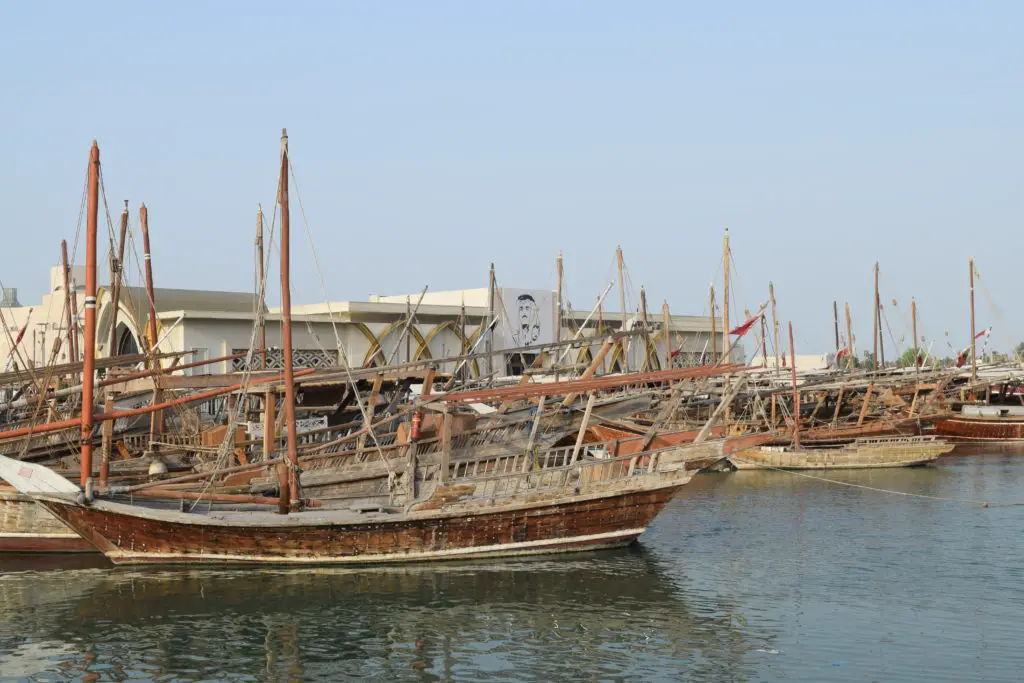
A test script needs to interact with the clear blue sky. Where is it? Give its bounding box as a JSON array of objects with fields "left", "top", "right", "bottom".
[{"left": 1, "top": 1, "right": 1020, "bottom": 359}]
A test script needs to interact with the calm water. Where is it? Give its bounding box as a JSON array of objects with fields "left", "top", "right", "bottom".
[{"left": 2, "top": 450, "right": 1024, "bottom": 682}]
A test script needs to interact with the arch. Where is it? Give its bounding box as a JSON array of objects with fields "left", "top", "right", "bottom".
[
  {"left": 415, "top": 320, "right": 465, "bottom": 362},
  {"left": 115, "top": 323, "right": 141, "bottom": 356},
  {"left": 362, "top": 319, "right": 429, "bottom": 368}
]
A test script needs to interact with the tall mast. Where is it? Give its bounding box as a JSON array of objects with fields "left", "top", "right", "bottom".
[
  {"left": 969, "top": 257, "right": 977, "bottom": 385},
  {"left": 486, "top": 262, "right": 495, "bottom": 383},
  {"left": 911, "top": 297, "right": 919, "bottom": 383},
  {"left": 140, "top": 203, "right": 163, "bottom": 450},
  {"left": 256, "top": 204, "right": 266, "bottom": 370},
  {"left": 662, "top": 300, "right": 671, "bottom": 369},
  {"left": 722, "top": 229, "right": 731, "bottom": 363},
  {"left": 709, "top": 284, "right": 717, "bottom": 361},
  {"left": 596, "top": 294, "right": 604, "bottom": 373},
  {"left": 616, "top": 246, "right": 628, "bottom": 372},
  {"left": 789, "top": 321, "right": 800, "bottom": 450},
  {"left": 80, "top": 141, "right": 100, "bottom": 488},
  {"left": 555, "top": 251, "right": 563, "bottom": 379},
  {"left": 769, "top": 281, "right": 780, "bottom": 371},
  {"left": 873, "top": 262, "right": 880, "bottom": 370},
  {"left": 639, "top": 285, "right": 649, "bottom": 370},
  {"left": 107, "top": 201, "right": 129, "bottom": 355},
  {"left": 60, "top": 240, "right": 78, "bottom": 368},
  {"left": 845, "top": 302, "right": 854, "bottom": 375},
  {"left": 832, "top": 300, "right": 840, "bottom": 354},
  {"left": 279, "top": 129, "right": 301, "bottom": 512}
]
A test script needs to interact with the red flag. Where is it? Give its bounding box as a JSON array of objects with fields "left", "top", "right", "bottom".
[
  {"left": 974, "top": 327, "right": 991, "bottom": 340},
  {"left": 729, "top": 313, "right": 761, "bottom": 337},
  {"left": 956, "top": 349, "right": 969, "bottom": 367},
  {"left": 836, "top": 347, "right": 850, "bottom": 361}
]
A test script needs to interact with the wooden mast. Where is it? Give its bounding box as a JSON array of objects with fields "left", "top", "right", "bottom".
[
  {"left": 662, "top": 300, "right": 671, "bottom": 370},
  {"left": 911, "top": 297, "right": 919, "bottom": 383},
  {"left": 873, "top": 262, "right": 880, "bottom": 370},
  {"left": 279, "top": 128, "right": 301, "bottom": 512},
  {"left": 769, "top": 281, "right": 779, "bottom": 371},
  {"left": 832, "top": 300, "right": 840, "bottom": 354},
  {"left": 845, "top": 302, "right": 855, "bottom": 375},
  {"left": 107, "top": 201, "right": 129, "bottom": 355},
  {"left": 140, "top": 203, "right": 163, "bottom": 453},
  {"left": 969, "top": 257, "right": 977, "bottom": 386},
  {"left": 60, "top": 240, "right": 79, "bottom": 368},
  {"left": 555, "top": 251, "right": 563, "bottom": 379},
  {"left": 639, "top": 285, "right": 649, "bottom": 370},
  {"left": 709, "top": 284, "right": 717, "bottom": 361},
  {"left": 79, "top": 141, "right": 100, "bottom": 488},
  {"left": 789, "top": 321, "right": 800, "bottom": 450},
  {"left": 616, "top": 246, "right": 628, "bottom": 372},
  {"left": 256, "top": 204, "right": 266, "bottom": 370},
  {"left": 486, "top": 263, "right": 495, "bottom": 383},
  {"left": 722, "top": 229, "right": 731, "bottom": 363}
]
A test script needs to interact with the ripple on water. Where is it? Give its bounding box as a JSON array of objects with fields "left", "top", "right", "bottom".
[{"left": 3, "top": 451, "right": 1024, "bottom": 681}]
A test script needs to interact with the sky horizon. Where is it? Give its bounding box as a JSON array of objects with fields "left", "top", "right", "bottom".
[{"left": 1, "top": 2, "right": 1020, "bottom": 361}]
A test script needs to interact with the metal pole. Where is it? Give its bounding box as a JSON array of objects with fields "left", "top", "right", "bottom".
[
  {"left": 845, "top": 302, "right": 855, "bottom": 375},
  {"left": 486, "top": 263, "right": 495, "bottom": 383},
  {"left": 911, "top": 297, "right": 919, "bottom": 383},
  {"left": 873, "top": 262, "right": 880, "bottom": 370},
  {"left": 639, "top": 285, "right": 649, "bottom": 370},
  {"left": 709, "top": 284, "right": 717, "bottom": 362},
  {"left": 279, "top": 129, "right": 301, "bottom": 511},
  {"left": 722, "top": 229, "right": 731, "bottom": 363},
  {"left": 555, "top": 251, "right": 563, "bottom": 380},
  {"left": 769, "top": 281, "right": 780, "bottom": 372},
  {"left": 80, "top": 141, "right": 100, "bottom": 488},
  {"left": 662, "top": 300, "right": 671, "bottom": 370},
  {"left": 60, "top": 240, "right": 79, "bottom": 368},
  {"left": 833, "top": 300, "right": 840, "bottom": 353}
]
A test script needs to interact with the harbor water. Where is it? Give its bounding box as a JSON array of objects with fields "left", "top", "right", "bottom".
[{"left": 2, "top": 449, "right": 1023, "bottom": 681}]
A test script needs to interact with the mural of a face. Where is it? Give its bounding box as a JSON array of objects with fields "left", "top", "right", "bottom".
[{"left": 515, "top": 294, "right": 541, "bottom": 346}]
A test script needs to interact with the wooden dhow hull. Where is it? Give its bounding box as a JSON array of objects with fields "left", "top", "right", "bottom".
[
  {"left": 933, "top": 416, "right": 1024, "bottom": 443},
  {"left": 728, "top": 437, "right": 953, "bottom": 470},
  {"left": 37, "top": 481, "right": 689, "bottom": 566}
]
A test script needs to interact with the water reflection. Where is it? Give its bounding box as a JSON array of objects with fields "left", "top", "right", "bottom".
[{"left": 0, "top": 547, "right": 760, "bottom": 682}]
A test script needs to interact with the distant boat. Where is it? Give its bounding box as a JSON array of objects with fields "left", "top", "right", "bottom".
[{"left": 728, "top": 436, "right": 952, "bottom": 470}]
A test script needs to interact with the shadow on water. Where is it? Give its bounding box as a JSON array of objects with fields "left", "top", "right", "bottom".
[{"left": 0, "top": 545, "right": 763, "bottom": 682}]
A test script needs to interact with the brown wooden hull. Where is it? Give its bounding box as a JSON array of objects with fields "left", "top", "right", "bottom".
[
  {"left": 933, "top": 417, "right": 1024, "bottom": 443},
  {"left": 0, "top": 490, "right": 96, "bottom": 554},
  {"left": 38, "top": 483, "right": 686, "bottom": 566}
]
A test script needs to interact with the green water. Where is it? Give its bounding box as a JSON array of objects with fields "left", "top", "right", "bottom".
[{"left": 2, "top": 450, "right": 1023, "bottom": 681}]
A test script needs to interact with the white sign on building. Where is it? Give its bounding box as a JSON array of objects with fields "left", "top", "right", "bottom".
[
  {"left": 498, "top": 288, "right": 554, "bottom": 350},
  {"left": 246, "top": 416, "right": 328, "bottom": 439}
]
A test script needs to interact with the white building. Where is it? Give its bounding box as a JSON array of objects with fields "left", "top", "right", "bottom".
[{"left": 0, "top": 267, "right": 735, "bottom": 379}]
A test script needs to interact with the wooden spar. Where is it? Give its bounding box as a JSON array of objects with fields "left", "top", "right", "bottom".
[
  {"left": 789, "top": 321, "right": 800, "bottom": 450},
  {"left": 662, "top": 300, "right": 671, "bottom": 370},
  {"left": 256, "top": 204, "right": 266, "bottom": 370},
  {"left": 722, "top": 229, "right": 730, "bottom": 363},
  {"left": 555, "top": 251, "right": 564, "bottom": 380},
  {"left": 769, "top": 281, "right": 780, "bottom": 372},
  {"left": 639, "top": 285, "right": 649, "bottom": 370},
  {"left": 107, "top": 201, "right": 129, "bottom": 355},
  {"left": 279, "top": 129, "right": 301, "bottom": 512},
  {"left": 596, "top": 295, "right": 605, "bottom": 373},
  {"left": 856, "top": 383, "right": 874, "bottom": 426},
  {"left": 570, "top": 392, "right": 596, "bottom": 463},
  {"left": 833, "top": 300, "right": 840, "bottom": 353},
  {"left": 560, "top": 337, "right": 614, "bottom": 406},
  {"left": 139, "top": 203, "right": 164, "bottom": 452},
  {"left": 709, "top": 284, "right": 717, "bottom": 361},
  {"left": 262, "top": 389, "right": 276, "bottom": 461},
  {"left": 845, "top": 302, "right": 855, "bottom": 375},
  {"left": 969, "top": 257, "right": 977, "bottom": 385},
  {"left": 0, "top": 367, "right": 320, "bottom": 443},
  {"left": 100, "top": 393, "right": 113, "bottom": 486},
  {"left": 486, "top": 263, "right": 495, "bottom": 382},
  {"left": 911, "top": 297, "right": 919, "bottom": 384},
  {"left": 873, "top": 262, "right": 881, "bottom": 370},
  {"left": 526, "top": 395, "right": 545, "bottom": 456},
  {"left": 59, "top": 240, "right": 78, "bottom": 368},
  {"left": 616, "top": 246, "right": 628, "bottom": 372},
  {"left": 831, "top": 384, "right": 845, "bottom": 428},
  {"left": 760, "top": 315, "right": 768, "bottom": 368},
  {"left": 459, "top": 293, "right": 467, "bottom": 383},
  {"left": 439, "top": 408, "right": 452, "bottom": 483},
  {"left": 80, "top": 141, "right": 100, "bottom": 488}
]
